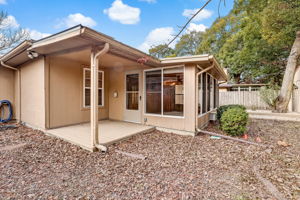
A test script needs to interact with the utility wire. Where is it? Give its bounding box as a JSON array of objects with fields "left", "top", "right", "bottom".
[
  {"left": 152, "top": 0, "right": 213, "bottom": 56},
  {"left": 165, "top": 0, "right": 213, "bottom": 47}
]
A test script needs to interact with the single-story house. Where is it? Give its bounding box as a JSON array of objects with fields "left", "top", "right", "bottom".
[{"left": 0, "top": 25, "right": 227, "bottom": 151}]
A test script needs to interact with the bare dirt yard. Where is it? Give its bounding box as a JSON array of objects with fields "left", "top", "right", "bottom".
[{"left": 0, "top": 119, "right": 299, "bottom": 199}]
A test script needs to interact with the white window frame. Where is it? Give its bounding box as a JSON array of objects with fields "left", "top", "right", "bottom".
[
  {"left": 83, "top": 68, "right": 104, "bottom": 108},
  {"left": 143, "top": 65, "right": 185, "bottom": 119}
]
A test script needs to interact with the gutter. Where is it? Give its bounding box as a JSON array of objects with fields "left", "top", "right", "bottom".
[
  {"left": 1, "top": 41, "right": 32, "bottom": 63},
  {"left": 208, "top": 55, "right": 227, "bottom": 81},
  {"left": 1, "top": 60, "right": 18, "bottom": 71}
]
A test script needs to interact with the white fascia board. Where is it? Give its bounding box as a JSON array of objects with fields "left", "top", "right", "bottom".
[{"left": 29, "top": 26, "right": 82, "bottom": 50}]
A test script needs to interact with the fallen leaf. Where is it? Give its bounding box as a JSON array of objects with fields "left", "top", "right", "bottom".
[{"left": 277, "top": 141, "right": 290, "bottom": 147}]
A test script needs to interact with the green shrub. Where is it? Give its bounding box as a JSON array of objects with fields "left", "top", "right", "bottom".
[
  {"left": 259, "top": 86, "right": 279, "bottom": 110},
  {"left": 216, "top": 104, "right": 246, "bottom": 121},
  {"left": 220, "top": 107, "right": 248, "bottom": 136}
]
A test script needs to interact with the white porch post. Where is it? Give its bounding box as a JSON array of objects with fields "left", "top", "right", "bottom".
[
  {"left": 90, "top": 48, "right": 99, "bottom": 148},
  {"left": 90, "top": 44, "right": 110, "bottom": 151}
]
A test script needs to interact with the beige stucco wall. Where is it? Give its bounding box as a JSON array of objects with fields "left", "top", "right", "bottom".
[
  {"left": 143, "top": 65, "right": 197, "bottom": 133},
  {"left": 20, "top": 58, "right": 46, "bottom": 129},
  {"left": 0, "top": 67, "right": 15, "bottom": 117},
  {"left": 108, "top": 68, "right": 125, "bottom": 121},
  {"left": 48, "top": 56, "right": 109, "bottom": 128}
]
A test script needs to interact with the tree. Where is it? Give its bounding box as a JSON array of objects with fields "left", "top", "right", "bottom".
[
  {"left": 175, "top": 31, "right": 203, "bottom": 56},
  {"left": 149, "top": 44, "right": 175, "bottom": 58},
  {"left": 0, "top": 11, "right": 28, "bottom": 55},
  {"left": 275, "top": 31, "right": 300, "bottom": 113},
  {"left": 197, "top": 0, "right": 300, "bottom": 85}
]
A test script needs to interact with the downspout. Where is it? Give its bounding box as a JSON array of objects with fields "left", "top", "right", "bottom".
[
  {"left": 195, "top": 64, "right": 214, "bottom": 130},
  {"left": 91, "top": 43, "right": 110, "bottom": 152},
  {"left": 1, "top": 60, "right": 18, "bottom": 71},
  {"left": 0, "top": 60, "right": 21, "bottom": 123}
]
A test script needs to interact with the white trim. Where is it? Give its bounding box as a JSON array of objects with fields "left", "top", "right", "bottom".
[
  {"left": 124, "top": 70, "right": 142, "bottom": 123},
  {"left": 144, "top": 113, "right": 185, "bottom": 119},
  {"left": 197, "top": 109, "right": 216, "bottom": 118},
  {"left": 83, "top": 68, "right": 104, "bottom": 108},
  {"left": 125, "top": 72, "right": 140, "bottom": 111},
  {"left": 143, "top": 65, "right": 185, "bottom": 118}
]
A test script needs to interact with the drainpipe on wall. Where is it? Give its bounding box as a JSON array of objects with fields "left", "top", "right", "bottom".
[
  {"left": 1, "top": 60, "right": 21, "bottom": 123},
  {"left": 91, "top": 43, "right": 110, "bottom": 152},
  {"left": 195, "top": 64, "right": 214, "bottom": 130},
  {"left": 1, "top": 60, "right": 18, "bottom": 71}
]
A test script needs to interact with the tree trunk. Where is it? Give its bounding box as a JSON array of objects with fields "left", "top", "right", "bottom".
[{"left": 275, "top": 31, "right": 300, "bottom": 113}]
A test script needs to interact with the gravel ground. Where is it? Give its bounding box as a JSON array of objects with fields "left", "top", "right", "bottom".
[{"left": 0, "top": 119, "right": 299, "bottom": 199}]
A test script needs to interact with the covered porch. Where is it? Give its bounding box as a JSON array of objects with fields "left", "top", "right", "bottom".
[
  {"left": 28, "top": 25, "right": 160, "bottom": 151},
  {"left": 45, "top": 120, "right": 155, "bottom": 151}
]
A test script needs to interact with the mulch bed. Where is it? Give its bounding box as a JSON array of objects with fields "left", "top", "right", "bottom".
[{"left": 0, "top": 119, "right": 299, "bottom": 199}]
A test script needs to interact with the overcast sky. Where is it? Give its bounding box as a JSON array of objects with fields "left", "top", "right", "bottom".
[{"left": 1, "top": 0, "right": 234, "bottom": 53}]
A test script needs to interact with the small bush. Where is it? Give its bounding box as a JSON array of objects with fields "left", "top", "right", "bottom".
[
  {"left": 259, "top": 86, "right": 279, "bottom": 110},
  {"left": 216, "top": 104, "right": 246, "bottom": 121},
  {"left": 220, "top": 107, "right": 248, "bottom": 136}
]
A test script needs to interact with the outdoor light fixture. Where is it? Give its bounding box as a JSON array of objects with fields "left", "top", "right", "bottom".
[
  {"left": 113, "top": 91, "right": 118, "bottom": 98},
  {"left": 27, "top": 51, "right": 39, "bottom": 59}
]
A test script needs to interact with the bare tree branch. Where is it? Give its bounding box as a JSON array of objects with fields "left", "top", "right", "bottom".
[{"left": 0, "top": 11, "right": 29, "bottom": 55}]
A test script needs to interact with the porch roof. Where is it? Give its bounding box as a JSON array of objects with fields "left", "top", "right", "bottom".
[
  {"left": 1, "top": 25, "right": 161, "bottom": 67},
  {"left": 0, "top": 24, "right": 227, "bottom": 81}
]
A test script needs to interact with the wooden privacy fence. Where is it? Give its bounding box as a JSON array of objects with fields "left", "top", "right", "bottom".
[
  {"left": 292, "top": 88, "right": 300, "bottom": 112},
  {"left": 219, "top": 91, "right": 271, "bottom": 110},
  {"left": 219, "top": 89, "right": 300, "bottom": 111}
]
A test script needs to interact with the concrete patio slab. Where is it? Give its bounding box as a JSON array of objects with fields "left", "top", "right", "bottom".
[
  {"left": 248, "top": 110, "right": 300, "bottom": 122},
  {"left": 45, "top": 120, "right": 155, "bottom": 151}
]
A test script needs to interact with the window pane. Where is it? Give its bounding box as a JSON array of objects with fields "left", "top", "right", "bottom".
[
  {"left": 126, "top": 92, "right": 139, "bottom": 110},
  {"left": 146, "top": 70, "right": 162, "bottom": 114},
  {"left": 198, "top": 74, "right": 202, "bottom": 115},
  {"left": 84, "top": 69, "right": 104, "bottom": 107},
  {"left": 126, "top": 74, "right": 139, "bottom": 92},
  {"left": 202, "top": 73, "right": 207, "bottom": 114},
  {"left": 98, "top": 89, "right": 102, "bottom": 106},
  {"left": 126, "top": 74, "right": 139, "bottom": 110},
  {"left": 85, "top": 70, "right": 91, "bottom": 79},
  {"left": 207, "top": 75, "right": 211, "bottom": 111},
  {"left": 214, "top": 79, "right": 217, "bottom": 108},
  {"left": 210, "top": 76, "right": 214, "bottom": 110},
  {"left": 85, "top": 79, "right": 91, "bottom": 87},
  {"left": 85, "top": 89, "right": 90, "bottom": 107},
  {"left": 85, "top": 70, "right": 91, "bottom": 87},
  {"left": 163, "top": 67, "right": 184, "bottom": 116},
  {"left": 98, "top": 72, "right": 103, "bottom": 88}
]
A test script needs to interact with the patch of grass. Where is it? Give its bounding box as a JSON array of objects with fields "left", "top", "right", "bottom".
[{"left": 235, "top": 194, "right": 251, "bottom": 200}]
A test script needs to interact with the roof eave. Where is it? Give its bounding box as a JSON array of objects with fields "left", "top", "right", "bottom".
[
  {"left": 82, "top": 27, "right": 161, "bottom": 66},
  {"left": 29, "top": 25, "right": 83, "bottom": 51},
  {"left": 208, "top": 55, "right": 228, "bottom": 81},
  {"left": 1, "top": 40, "right": 33, "bottom": 62}
]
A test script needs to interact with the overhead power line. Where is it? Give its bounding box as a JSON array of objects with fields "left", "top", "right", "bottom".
[{"left": 165, "top": 0, "right": 213, "bottom": 47}]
